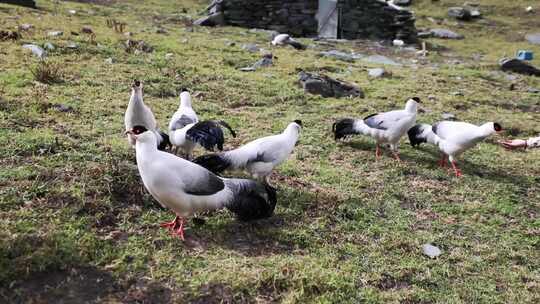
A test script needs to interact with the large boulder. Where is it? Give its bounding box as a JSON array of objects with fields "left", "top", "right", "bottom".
[
  {"left": 0, "top": 0, "right": 36, "bottom": 8},
  {"left": 194, "top": 12, "right": 225, "bottom": 27},
  {"left": 500, "top": 58, "right": 540, "bottom": 76},
  {"left": 298, "top": 71, "right": 364, "bottom": 98}
]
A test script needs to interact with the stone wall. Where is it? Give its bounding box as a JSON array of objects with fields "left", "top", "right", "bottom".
[
  {"left": 220, "top": 0, "right": 318, "bottom": 36},
  {"left": 202, "top": 0, "right": 417, "bottom": 42},
  {"left": 0, "top": 0, "right": 36, "bottom": 8},
  {"left": 339, "top": 0, "right": 416, "bottom": 42}
]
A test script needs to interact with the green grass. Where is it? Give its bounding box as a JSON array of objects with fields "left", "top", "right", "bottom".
[{"left": 1, "top": 0, "right": 539, "bottom": 303}]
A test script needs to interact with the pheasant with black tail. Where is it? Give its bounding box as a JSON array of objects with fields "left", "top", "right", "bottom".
[{"left": 126, "top": 126, "right": 278, "bottom": 241}]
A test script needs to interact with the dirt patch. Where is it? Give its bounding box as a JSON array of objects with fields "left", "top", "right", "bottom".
[
  {"left": 1, "top": 267, "right": 179, "bottom": 304},
  {"left": 2, "top": 267, "right": 118, "bottom": 303},
  {"left": 190, "top": 283, "right": 241, "bottom": 304},
  {"left": 373, "top": 273, "right": 412, "bottom": 290}
]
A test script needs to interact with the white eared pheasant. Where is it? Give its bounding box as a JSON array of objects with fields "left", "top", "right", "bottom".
[
  {"left": 168, "top": 90, "right": 236, "bottom": 159},
  {"left": 408, "top": 121, "right": 503, "bottom": 177},
  {"left": 124, "top": 80, "right": 170, "bottom": 150},
  {"left": 271, "top": 34, "right": 306, "bottom": 50},
  {"left": 333, "top": 97, "right": 420, "bottom": 161},
  {"left": 193, "top": 120, "right": 302, "bottom": 185},
  {"left": 126, "top": 125, "right": 277, "bottom": 240}
]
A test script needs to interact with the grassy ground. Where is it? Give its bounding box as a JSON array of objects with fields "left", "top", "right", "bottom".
[{"left": 0, "top": 0, "right": 539, "bottom": 302}]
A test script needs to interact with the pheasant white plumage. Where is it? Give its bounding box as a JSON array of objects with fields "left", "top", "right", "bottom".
[
  {"left": 333, "top": 97, "right": 420, "bottom": 160},
  {"left": 408, "top": 121, "right": 503, "bottom": 177}
]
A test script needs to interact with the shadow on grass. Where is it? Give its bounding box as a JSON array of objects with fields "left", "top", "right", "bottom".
[{"left": 0, "top": 233, "right": 176, "bottom": 303}]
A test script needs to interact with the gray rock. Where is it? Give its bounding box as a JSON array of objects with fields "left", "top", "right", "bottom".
[
  {"left": 48, "top": 31, "right": 63, "bottom": 37},
  {"left": 81, "top": 26, "right": 94, "bottom": 34},
  {"left": 448, "top": 7, "right": 472, "bottom": 20},
  {"left": 469, "top": 9, "right": 481, "bottom": 18},
  {"left": 22, "top": 44, "right": 46, "bottom": 58},
  {"left": 422, "top": 244, "right": 442, "bottom": 258},
  {"left": 194, "top": 12, "right": 225, "bottom": 26},
  {"left": 318, "top": 50, "right": 361, "bottom": 62},
  {"left": 241, "top": 43, "right": 260, "bottom": 53},
  {"left": 500, "top": 58, "right": 540, "bottom": 76},
  {"left": 441, "top": 113, "right": 456, "bottom": 120},
  {"left": 525, "top": 33, "right": 540, "bottom": 45},
  {"left": 240, "top": 54, "right": 273, "bottom": 71},
  {"left": 450, "top": 91, "right": 464, "bottom": 96},
  {"left": 43, "top": 42, "right": 55, "bottom": 51},
  {"left": 362, "top": 55, "right": 400, "bottom": 66},
  {"left": 368, "top": 68, "right": 389, "bottom": 78},
  {"left": 18, "top": 23, "right": 33, "bottom": 31},
  {"left": 429, "top": 28, "right": 464, "bottom": 39},
  {"left": 66, "top": 42, "right": 78, "bottom": 49},
  {"left": 527, "top": 87, "right": 540, "bottom": 93},
  {"left": 52, "top": 104, "right": 74, "bottom": 112},
  {"left": 298, "top": 71, "right": 364, "bottom": 98},
  {"left": 105, "top": 57, "right": 114, "bottom": 64}
]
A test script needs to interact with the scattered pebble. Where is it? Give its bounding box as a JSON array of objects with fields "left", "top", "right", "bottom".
[
  {"left": 52, "top": 103, "right": 74, "bottom": 112},
  {"left": 48, "top": 31, "right": 63, "bottom": 37},
  {"left": 22, "top": 44, "right": 46, "bottom": 58},
  {"left": 165, "top": 53, "right": 174, "bottom": 60},
  {"left": 81, "top": 26, "right": 93, "bottom": 34},
  {"left": 368, "top": 68, "right": 390, "bottom": 78},
  {"left": 18, "top": 23, "right": 33, "bottom": 31},
  {"left": 527, "top": 87, "right": 540, "bottom": 93},
  {"left": 392, "top": 39, "right": 404, "bottom": 47},
  {"left": 441, "top": 113, "right": 456, "bottom": 120},
  {"left": 68, "top": 10, "right": 77, "bottom": 15},
  {"left": 422, "top": 244, "right": 442, "bottom": 258},
  {"left": 66, "top": 42, "right": 78, "bottom": 49},
  {"left": 44, "top": 42, "right": 55, "bottom": 50}
]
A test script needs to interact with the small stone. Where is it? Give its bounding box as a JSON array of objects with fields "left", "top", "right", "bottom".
[
  {"left": 48, "top": 31, "right": 63, "bottom": 37},
  {"left": 18, "top": 23, "right": 33, "bottom": 31},
  {"left": 441, "top": 113, "right": 456, "bottom": 120},
  {"left": 241, "top": 43, "right": 260, "bottom": 53},
  {"left": 225, "top": 40, "right": 236, "bottom": 47},
  {"left": 526, "top": 6, "right": 533, "bottom": 13},
  {"left": 105, "top": 57, "right": 114, "bottom": 64},
  {"left": 53, "top": 104, "right": 74, "bottom": 112},
  {"left": 428, "top": 95, "right": 437, "bottom": 101},
  {"left": 527, "top": 87, "right": 540, "bottom": 93},
  {"left": 368, "top": 68, "right": 390, "bottom": 78},
  {"left": 450, "top": 91, "right": 464, "bottom": 96},
  {"left": 81, "top": 26, "right": 93, "bottom": 34},
  {"left": 448, "top": 7, "right": 472, "bottom": 20},
  {"left": 181, "top": 38, "right": 188, "bottom": 43},
  {"left": 66, "top": 42, "right": 78, "bottom": 49},
  {"left": 22, "top": 44, "right": 46, "bottom": 58},
  {"left": 392, "top": 39, "right": 405, "bottom": 47},
  {"left": 68, "top": 10, "right": 77, "bottom": 15},
  {"left": 43, "top": 42, "right": 55, "bottom": 50},
  {"left": 525, "top": 33, "right": 540, "bottom": 45},
  {"left": 124, "top": 32, "right": 133, "bottom": 37},
  {"left": 422, "top": 244, "right": 442, "bottom": 258},
  {"left": 165, "top": 53, "right": 173, "bottom": 60},
  {"left": 429, "top": 28, "right": 464, "bottom": 39}
]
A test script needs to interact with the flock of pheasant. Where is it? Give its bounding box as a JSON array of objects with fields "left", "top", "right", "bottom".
[{"left": 124, "top": 80, "right": 502, "bottom": 240}]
